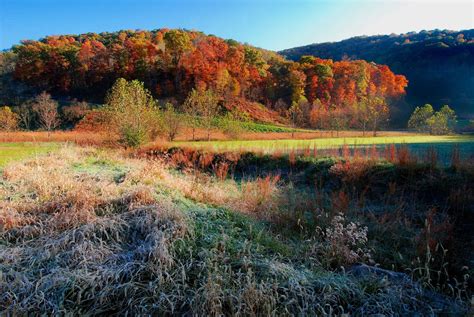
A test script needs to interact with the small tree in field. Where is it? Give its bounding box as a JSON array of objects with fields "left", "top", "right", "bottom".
[
  {"left": 0, "top": 106, "right": 19, "bottom": 131},
  {"left": 182, "top": 89, "right": 202, "bottom": 141},
  {"left": 288, "top": 101, "right": 302, "bottom": 138},
  {"left": 438, "top": 105, "right": 457, "bottom": 132},
  {"left": 184, "top": 88, "right": 220, "bottom": 141},
  {"left": 353, "top": 98, "right": 371, "bottom": 136},
  {"left": 408, "top": 104, "right": 456, "bottom": 135},
  {"left": 161, "top": 103, "right": 182, "bottom": 141},
  {"left": 32, "top": 92, "right": 60, "bottom": 136},
  {"left": 105, "top": 78, "right": 159, "bottom": 147},
  {"left": 219, "top": 112, "right": 245, "bottom": 139},
  {"left": 426, "top": 106, "right": 457, "bottom": 135},
  {"left": 366, "top": 96, "right": 389, "bottom": 136},
  {"left": 17, "top": 102, "right": 34, "bottom": 130},
  {"left": 408, "top": 104, "right": 434, "bottom": 133}
]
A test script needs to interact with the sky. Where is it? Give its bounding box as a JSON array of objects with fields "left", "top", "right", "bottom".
[{"left": 0, "top": 0, "right": 473, "bottom": 51}]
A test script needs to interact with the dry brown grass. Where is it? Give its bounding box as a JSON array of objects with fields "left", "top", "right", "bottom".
[
  {"left": 0, "top": 131, "right": 114, "bottom": 145},
  {"left": 172, "top": 128, "right": 420, "bottom": 141},
  {"left": 0, "top": 144, "right": 469, "bottom": 315}
]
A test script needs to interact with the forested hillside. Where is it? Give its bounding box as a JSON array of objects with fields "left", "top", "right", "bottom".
[
  {"left": 280, "top": 29, "right": 474, "bottom": 119},
  {"left": 1, "top": 29, "right": 407, "bottom": 128}
]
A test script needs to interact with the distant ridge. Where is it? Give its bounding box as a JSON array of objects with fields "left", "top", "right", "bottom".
[{"left": 280, "top": 29, "right": 474, "bottom": 118}]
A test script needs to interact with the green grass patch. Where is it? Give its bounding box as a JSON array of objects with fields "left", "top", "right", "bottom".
[
  {"left": 0, "top": 142, "right": 59, "bottom": 167},
  {"left": 237, "top": 121, "right": 311, "bottom": 133},
  {"left": 72, "top": 152, "right": 128, "bottom": 182},
  {"left": 174, "top": 135, "right": 474, "bottom": 152}
]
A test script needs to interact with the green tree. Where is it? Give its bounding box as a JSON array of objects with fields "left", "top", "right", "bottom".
[
  {"left": 199, "top": 90, "right": 220, "bottom": 141},
  {"left": 0, "top": 106, "right": 19, "bottom": 131},
  {"left": 426, "top": 112, "right": 448, "bottom": 135},
  {"left": 164, "top": 30, "right": 192, "bottom": 66},
  {"left": 219, "top": 112, "right": 245, "bottom": 140},
  {"left": 105, "top": 78, "right": 159, "bottom": 147},
  {"left": 366, "top": 97, "right": 389, "bottom": 136},
  {"left": 181, "top": 88, "right": 219, "bottom": 141},
  {"left": 408, "top": 104, "right": 434, "bottom": 132},
  {"left": 426, "top": 105, "right": 457, "bottom": 135},
  {"left": 438, "top": 105, "right": 457, "bottom": 132},
  {"left": 182, "top": 89, "right": 202, "bottom": 141},
  {"left": 353, "top": 98, "right": 370, "bottom": 136},
  {"left": 161, "top": 103, "right": 182, "bottom": 141}
]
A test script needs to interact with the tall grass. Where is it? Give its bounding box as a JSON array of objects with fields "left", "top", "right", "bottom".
[{"left": 0, "top": 145, "right": 471, "bottom": 315}]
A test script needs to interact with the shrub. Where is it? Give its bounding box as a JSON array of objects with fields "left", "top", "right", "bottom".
[
  {"left": 321, "top": 213, "right": 371, "bottom": 267},
  {"left": 160, "top": 103, "right": 182, "bottom": 141},
  {"left": 62, "top": 101, "right": 91, "bottom": 127},
  {"left": 0, "top": 106, "right": 19, "bottom": 131},
  {"left": 105, "top": 78, "right": 160, "bottom": 147},
  {"left": 217, "top": 113, "right": 245, "bottom": 139},
  {"left": 240, "top": 174, "right": 281, "bottom": 214},
  {"left": 121, "top": 125, "right": 149, "bottom": 148}
]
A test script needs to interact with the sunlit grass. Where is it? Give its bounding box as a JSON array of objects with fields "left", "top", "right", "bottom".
[
  {"left": 173, "top": 135, "right": 474, "bottom": 152},
  {"left": 0, "top": 142, "right": 59, "bottom": 167}
]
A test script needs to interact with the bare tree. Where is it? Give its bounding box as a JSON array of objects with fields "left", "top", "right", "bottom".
[
  {"left": 32, "top": 92, "right": 60, "bottom": 136},
  {"left": 17, "top": 101, "right": 34, "bottom": 130}
]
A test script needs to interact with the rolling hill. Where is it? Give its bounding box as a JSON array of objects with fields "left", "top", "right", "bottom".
[{"left": 280, "top": 29, "right": 474, "bottom": 119}]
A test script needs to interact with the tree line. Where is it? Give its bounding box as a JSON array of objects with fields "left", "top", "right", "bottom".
[
  {"left": 3, "top": 29, "right": 408, "bottom": 128},
  {"left": 0, "top": 78, "right": 459, "bottom": 146}
]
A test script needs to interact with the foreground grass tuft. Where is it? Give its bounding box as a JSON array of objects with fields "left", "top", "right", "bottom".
[{"left": 0, "top": 146, "right": 470, "bottom": 315}]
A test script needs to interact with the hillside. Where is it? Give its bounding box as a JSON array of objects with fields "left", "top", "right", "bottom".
[
  {"left": 1, "top": 29, "right": 406, "bottom": 128},
  {"left": 280, "top": 29, "right": 474, "bottom": 119}
]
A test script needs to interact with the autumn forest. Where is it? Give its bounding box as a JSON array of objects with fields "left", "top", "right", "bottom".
[{"left": 6, "top": 29, "right": 408, "bottom": 130}]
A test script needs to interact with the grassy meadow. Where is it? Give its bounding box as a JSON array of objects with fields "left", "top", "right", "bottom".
[
  {"left": 174, "top": 134, "right": 474, "bottom": 164},
  {"left": 174, "top": 134, "right": 474, "bottom": 151},
  {"left": 0, "top": 132, "right": 472, "bottom": 315},
  {"left": 0, "top": 142, "right": 59, "bottom": 167}
]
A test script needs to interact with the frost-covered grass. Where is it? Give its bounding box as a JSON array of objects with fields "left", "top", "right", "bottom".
[{"left": 0, "top": 145, "right": 470, "bottom": 315}]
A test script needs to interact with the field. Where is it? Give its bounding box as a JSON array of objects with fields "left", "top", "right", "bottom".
[
  {"left": 0, "top": 142, "right": 59, "bottom": 167},
  {"left": 0, "top": 134, "right": 473, "bottom": 315},
  {"left": 174, "top": 135, "right": 474, "bottom": 163}
]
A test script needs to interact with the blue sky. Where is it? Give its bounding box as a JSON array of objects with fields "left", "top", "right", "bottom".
[{"left": 1, "top": 0, "right": 473, "bottom": 51}]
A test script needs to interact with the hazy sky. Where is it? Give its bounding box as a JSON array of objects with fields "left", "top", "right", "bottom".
[{"left": 1, "top": 0, "right": 473, "bottom": 50}]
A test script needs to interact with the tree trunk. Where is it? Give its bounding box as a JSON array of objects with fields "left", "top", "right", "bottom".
[{"left": 372, "top": 118, "right": 377, "bottom": 137}]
